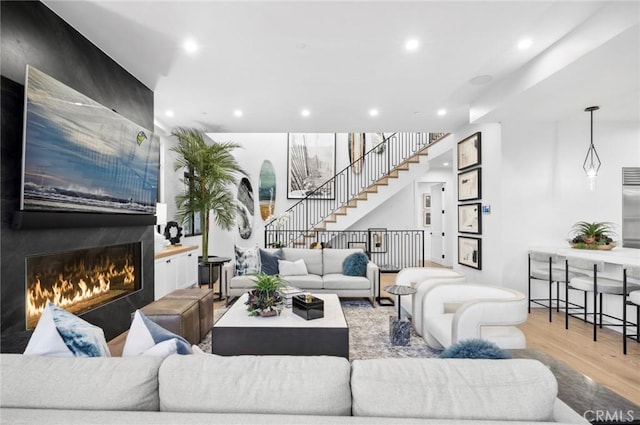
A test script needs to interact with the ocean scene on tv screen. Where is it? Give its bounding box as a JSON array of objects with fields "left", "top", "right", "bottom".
[{"left": 21, "top": 66, "right": 159, "bottom": 214}]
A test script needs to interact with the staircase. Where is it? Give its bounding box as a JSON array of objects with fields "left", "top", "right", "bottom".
[{"left": 265, "top": 133, "right": 446, "bottom": 247}]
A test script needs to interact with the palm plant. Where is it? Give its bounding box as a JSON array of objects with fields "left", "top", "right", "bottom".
[
  {"left": 170, "top": 127, "right": 244, "bottom": 259},
  {"left": 569, "top": 221, "right": 616, "bottom": 246}
]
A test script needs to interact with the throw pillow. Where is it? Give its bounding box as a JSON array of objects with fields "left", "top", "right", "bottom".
[
  {"left": 278, "top": 259, "right": 308, "bottom": 276},
  {"left": 122, "top": 310, "right": 193, "bottom": 356},
  {"left": 342, "top": 252, "right": 369, "bottom": 276},
  {"left": 440, "top": 338, "right": 512, "bottom": 359},
  {"left": 235, "top": 245, "right": 261, "bottom": 276},
  {"left": 259, "top": 248, "right": 283, "bottom": 275},
  {"left": 24, "top": 302, "right": 110, "bottom": 357}
]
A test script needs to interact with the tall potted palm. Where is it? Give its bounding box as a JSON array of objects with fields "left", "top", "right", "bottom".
[{"left": 170, "top": 128, "right": 244, "bottom": 260}]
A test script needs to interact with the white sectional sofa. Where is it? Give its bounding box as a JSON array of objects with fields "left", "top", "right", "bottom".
[
  {"left": 222, "top": 248, "right": 379, "bottom": 306},
  {"left": 0, "top": 353, "right": 588, "bottom": 424}
]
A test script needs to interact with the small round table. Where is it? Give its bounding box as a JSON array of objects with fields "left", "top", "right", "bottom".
[
  {"left": 383, "top": 284, "right": 417, "bottom": 346},
  {"left": 199, "top": 256, "right": 231, "bottom": 300}
]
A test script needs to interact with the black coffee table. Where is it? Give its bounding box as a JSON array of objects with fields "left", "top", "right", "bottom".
[{"left": 509, "top": 349, "right": 640, "bottom": 424}]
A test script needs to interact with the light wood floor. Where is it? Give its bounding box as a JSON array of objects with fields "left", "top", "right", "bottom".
[{"left": 214, "top": 268, "right": 640, "bottom": 405}]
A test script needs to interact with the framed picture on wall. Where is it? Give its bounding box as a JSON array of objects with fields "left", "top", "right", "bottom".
[
  {"left": 457, "top": 132, "right": 481, "bottom": 170},
  {"left": 368, "top": 228, "right": 387, "bottom": 253},
  {"left": 458, "top": 168, "right": 481, "bottom": 201},
  {"left": 458, "top": 236, "right": 481, "bottom": 270},
  {"left": 287, "top": 133, "right": 336, "bottom": 199},
  {"left": 458, "top": 203, "right": 481, "bottom": 234},
  {"left": 423, "top": 193, "right": 431, "bottom": 209},
  {"left": 423, "top": 210, "right": 431, "bottom": 227}
]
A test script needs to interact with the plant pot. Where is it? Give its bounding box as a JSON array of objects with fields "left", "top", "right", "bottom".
[
  {"left": 245, "top": 290, "right": 284, "bottom": 317},
  {"left": 570, "top": 242, "right": 617, "bottom": 251}
]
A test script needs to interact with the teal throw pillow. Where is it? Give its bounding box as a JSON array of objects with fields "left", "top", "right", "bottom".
[
  {"left": 342, "top": 252, "right": 369, "bottom": 276},
  {"left": 440, "top": 338, "right": 511, "bottom": 359}
]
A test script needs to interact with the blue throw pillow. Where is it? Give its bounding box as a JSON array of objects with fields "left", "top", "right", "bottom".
[
  {"left": 440, "top": 338, "right": 511, "bottom": 359},
  {"left": 259, "top": 248, "right": 283, "bottom": 275},
  {"left": 342, "top": 252, "right": 369, "bottom": 276}
]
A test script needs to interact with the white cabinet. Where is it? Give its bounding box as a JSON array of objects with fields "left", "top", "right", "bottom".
[{"left": 154, "top": 245, "right": 199, "bottom": 300}]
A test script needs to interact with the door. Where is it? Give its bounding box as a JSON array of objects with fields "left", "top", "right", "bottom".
[{"left": 430, "top": 183, "right": 445, "bottom": 264}]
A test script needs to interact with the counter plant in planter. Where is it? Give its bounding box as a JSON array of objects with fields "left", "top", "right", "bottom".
[
  {"left": 569, "top": 221, "right": 617, "bottom": 250},
  {"left": 246, "top": 273, "right": 286, "bottom": 317}
]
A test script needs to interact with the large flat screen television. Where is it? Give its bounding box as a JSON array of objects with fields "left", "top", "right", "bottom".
[{"left": 21, "top": 65, "right": 159, "bottom": 215}]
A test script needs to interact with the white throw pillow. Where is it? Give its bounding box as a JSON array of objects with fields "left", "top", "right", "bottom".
[
  {"left": 24, "top": 302, "right": 110, "bottom": 357},
  {"left": 122, "top": 310, "right": 192, "bottom": 357},
  {"left": 278, "top": 259, "right": 308, "bottom": 276},
  {"left": 140, "top": 338, "right": 178, "bottom": 357},
  {"left": 235, "top": 245, "right": 261, "bottom": 276}
]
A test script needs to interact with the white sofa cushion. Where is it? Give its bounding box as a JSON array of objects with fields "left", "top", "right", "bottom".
[
  {"left": 323, "top": 249, "right": 361, "bottom": 275},
  {"left": 282, "top": 274, "right": 323, "bottom": 289},
  {"left": 323, "top": 274, "right": 371, "bottom": 290},
  {"left": 229, "top": 275, "right": 259, "bottom": 289},
  {"left": 0, "top": 354, "right": 162, "bottom": 411},
  {"left": 159, "top": 354, "right": 352, "bottom": 416},
  {"left": 282, "top": 248, "right": 323, "bottom": 275},
  {"left": 350, "top": 358, "right": 558, "bottom": 422},
  {"left": 278, "top": 259, "right": 308, "bottom": 276}
]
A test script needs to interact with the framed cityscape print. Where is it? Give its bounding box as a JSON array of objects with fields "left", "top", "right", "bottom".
[
  {"left": 458, "top": 203, "right": 481, "bottom": 234},
  {"left": 458, "top": 236, "right": 481, "bottom": 269},
  {"left": 457, "top": 132, "right": 481, "bottom": 170},
  {"left": 458, "top": 168, "right": 481, "bottom": 201},
  {"left": 287, "top": 133, "right": 336, "bottom": 199}
]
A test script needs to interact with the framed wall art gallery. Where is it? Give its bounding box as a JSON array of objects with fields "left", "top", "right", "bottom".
[{"left": 458, "top": 236, "right": 481, "bottom": 269}]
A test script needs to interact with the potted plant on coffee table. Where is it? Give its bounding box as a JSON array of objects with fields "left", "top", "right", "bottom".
[
  {"left": 569, "top": 221, "right": 617, "bottom": 250},
  {"left": 246, "top": 273, "right": 286, "bottom": 317}
]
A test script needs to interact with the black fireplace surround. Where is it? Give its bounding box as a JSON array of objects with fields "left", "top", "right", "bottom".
[{"left": 1, "top": 2, "right": 156, "bottom": 352}]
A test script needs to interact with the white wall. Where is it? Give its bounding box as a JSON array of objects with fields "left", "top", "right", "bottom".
[
  {"left": 163, "top": 132, "right": 355, "bottom": 258},
  {"left": 500, "top": 119, "right": 640, "bottom": 295}
]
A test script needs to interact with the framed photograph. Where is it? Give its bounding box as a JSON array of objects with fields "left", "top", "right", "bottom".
[
  {"left": 423, "top": 193, "right": 431, "bottom": 209},
  {"left": 458, "top": 236, "right": 481, "bottom": 270},
  {"left": 457, "top": 132, "right": 481, "bottom": 170},
  {"left": 458, "top": 203, "right": 481, "bottom": 234},
  {"left": 348, "top": 241, "right": 368, "bottom": 252},
  {"left": 368, "top": 228, "right": 387, "bottom": 253},
  {"left": 423, "top": 210, "right": 431, "bottom": 227},
  {"left": 287, "top": 133, "right": 336, "bottom": 199},
  {"left": 458, "top": 168, "right": 481, "bottom": 201}
]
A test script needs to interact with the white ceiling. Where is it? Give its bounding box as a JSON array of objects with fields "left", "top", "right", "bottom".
[{"left": 43, "top": 1, "right": 639, "bottom": 134}]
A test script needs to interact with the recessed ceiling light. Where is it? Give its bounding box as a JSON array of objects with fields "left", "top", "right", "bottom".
[
  {"left": 437, "top": 109, "right": 447, "bottom": 117},
  {"left": 443, "top": 162, "right": 449, "bottom": 166},
  {"left": 469, "top": 74, "right": 493, "bottom": 85},
  {"left": 165, "top": 110, "right": 174, "bottom": 117},
  {"left": 369, "top": 109, "right": 379, "bottom": 117},
  {"left": 405, "top": 38, "right": 419, "bottom": 51},
  {"left": 183, "top": 38, "right": 199, "bottom": 53},
  {"left": 517, "top": 38, "right": 532, "bottom": 50},
  {"left": 301, "top": 109, "right": 310, "bottom": 117},
  {"left": 233, "top": 109, "right": 243, "bottom": 117}
]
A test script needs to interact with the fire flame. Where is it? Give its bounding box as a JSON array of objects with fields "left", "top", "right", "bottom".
[{"left": 26, "top": 255, "right": 137, "bottom": 328}]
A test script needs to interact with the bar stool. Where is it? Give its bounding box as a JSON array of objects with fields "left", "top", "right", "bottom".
[
  {"left": 528, "top": 250, "right": 587, "bottom": 322},
  {"left": 623, "top": 264, "right": 640, "bottom": 355},
  {"left": 565, "top": 257, "right": 640, "bottom": 341}
]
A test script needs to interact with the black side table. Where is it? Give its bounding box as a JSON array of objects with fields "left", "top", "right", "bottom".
[
  {"left": 199, "top": 256, "right": 231, "bottom": 301},
  {"left": 383, "top": 284, "right": 417, "bottom": 346}
]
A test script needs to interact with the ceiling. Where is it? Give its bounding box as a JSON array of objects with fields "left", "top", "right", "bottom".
[{"left": 43, "top": 1, "right": 639, "bottom": 134}]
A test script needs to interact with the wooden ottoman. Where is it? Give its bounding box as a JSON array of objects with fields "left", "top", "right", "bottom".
[
  {"left": 140, "top": 298, "right": 199, "bottom": 345},
  {"left": 165, "top": 288, "right": 214, "bottom": 341}
]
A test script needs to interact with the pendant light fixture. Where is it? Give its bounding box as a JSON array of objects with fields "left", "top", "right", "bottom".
[{"left": 583, "top": 106, "right": 601, "bottom": 191}]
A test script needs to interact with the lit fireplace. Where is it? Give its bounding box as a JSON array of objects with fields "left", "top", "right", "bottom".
[{"left": 26, "top": 243, "right": 142, "bottom": 330}]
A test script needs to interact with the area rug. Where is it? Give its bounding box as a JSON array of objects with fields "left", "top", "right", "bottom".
[{"left": 198, "top": 299, "right": 442, "bottom": 360}]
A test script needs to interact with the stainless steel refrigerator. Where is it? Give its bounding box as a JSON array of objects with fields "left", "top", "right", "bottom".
[{"left": 622, "top": 167, "right": 640, "bottom": 248}]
